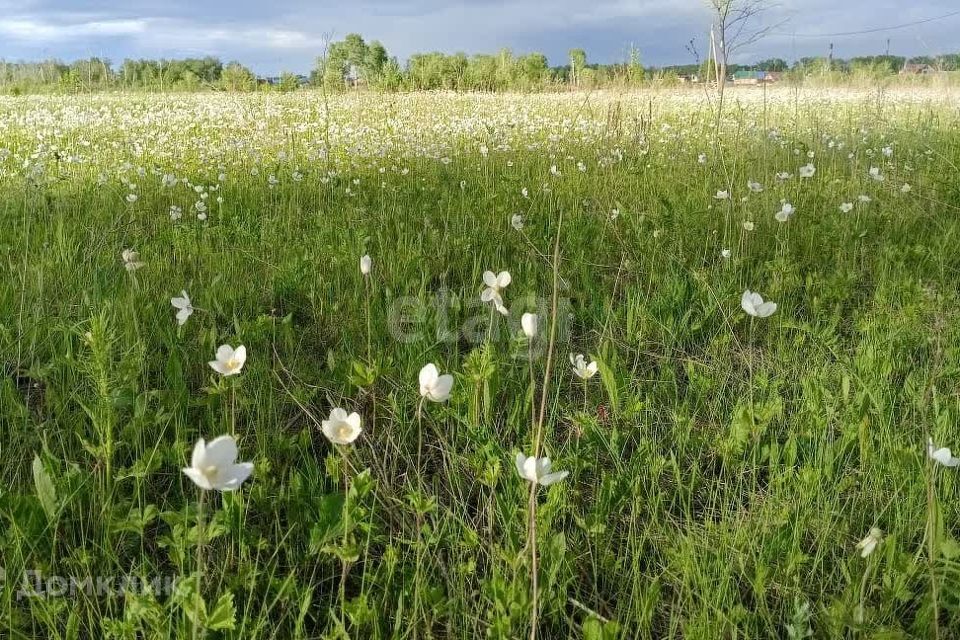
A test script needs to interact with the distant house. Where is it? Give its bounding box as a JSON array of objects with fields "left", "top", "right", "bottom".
[
  {"left": 677, "top": 74, "right": 700, "bottom": 83},
  {"left": 733, "top": 70, "right": 781, "bottom": 85},
  {"left": 900, "top": 63, "right": 936, "bottom": 75}
]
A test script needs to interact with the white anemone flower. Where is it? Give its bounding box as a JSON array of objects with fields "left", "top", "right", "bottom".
[
  {"left": 855, "top": 527, "right": 883, "bottom": 558},
  {"left": 839, "top": 202, "right": 854, "bottom": 213},
  {"left": 321, "top": 408, "right": 363, "bottom": 445},
  {"left": 714, "top": 190, "right": 730, "bottom": 200},
  {"left": 775, "top": 202, "right": 795, "bottom": 223},
  {"left": 170, "top": 290, "right": 194, "bottom": 326},
  {"left": 481, "top": 270, "right": 511, "bottom": 316},
  {"left": 418, "top": 363, "right": 453, "bottom": 403},
  {"left": 720, "top": 249, "right": 732, "bottom": 259},
  {"left": 868, "top": 167, "right": 885, "bottom": 182},
  {"left": 741, "top": 290, "right": 777, "bottom": 318},
  {"left": 121, "top": 249, "right": 144, "bottom": 272},
  {"left": 928, "top": 438, "right": 960, "bottom": 467},
  {"left": 570, "top": 353, "right": 598, "bottom": 379},
  {"left": 798, "top": 163, "right": 816, "bottom": 178},
  {"left": 360, "top": 254, "right": 372, "bottom": 275},
  {"left": 747, "top": 180, "right": 763, "bottom": 193},
  {"left": 515, "top": 453, "right": 568, "bottom": 486},
  {"left": 209, "top": 344, "right": 247, "bottom": 376},
  {"left": 521, "top": 312, "right": 538, "bottom": 338},
  {"left": 182, "top": 435, "right": 253, "bottom": 492},
  {"left": 511, "top": 214, "right": 524, "bottom": 230}
]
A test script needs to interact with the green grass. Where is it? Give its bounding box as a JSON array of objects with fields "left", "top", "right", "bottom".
[{"left": 2, "top": 88, "right": 960, "bottom": 638}]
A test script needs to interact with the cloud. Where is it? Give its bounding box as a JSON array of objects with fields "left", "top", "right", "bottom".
[
  {"left": 0, "top": 17, "right": 148, "bottom": 40},
  {"left": 0, "top": 1, "right": 958, "bottom": 73},
  {"left": 0, "top": 13, "right": 322, "bottom": 61},
  {"left": 134, "top": 21, "right": 322, "bottom": 52}
]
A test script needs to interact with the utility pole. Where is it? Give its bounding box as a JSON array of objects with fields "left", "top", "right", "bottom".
[
  {"left": 828, "top": 42, "right": 833, "bottom": 69},
  {"left": 885, "top": 38, "right": 890, "bottom": 56}
]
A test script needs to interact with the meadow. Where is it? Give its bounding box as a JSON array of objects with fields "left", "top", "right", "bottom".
[{"left": 2, "top": 86, "right": 960, "bottom": 638}]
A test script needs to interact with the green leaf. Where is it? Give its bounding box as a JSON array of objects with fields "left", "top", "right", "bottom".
[
  {"left": 32, "top": 455, "right": 58, "bottom": 520},
  {"left": 582, "top": 617, "right": 621, "bottom": 640},
  {"left": 173, "top": 576, "right": 205, "bottom": 626},
  {"left": 206, "top": 592, "right": 236, "bottom": 631},
  {"left": 308, "top": 492, "right": 345, "bottom": 553},
  {"left": 583, "top": 618, "right": 604, "bottom": 640},
  {"left": 321, "top": 539, "right": 361, "bottom": 563},
  {"left": 596, "top": 344, "right": 620, "bottom": 412},
  {"left": 939, "top": 536, "right": 960, "bottom": 560}
]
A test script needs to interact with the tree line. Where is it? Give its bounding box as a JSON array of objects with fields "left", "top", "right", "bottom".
[{"left": 2, "top": 33, "right": 959, "bottom": 95}]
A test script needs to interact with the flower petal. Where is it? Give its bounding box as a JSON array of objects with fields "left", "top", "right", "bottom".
[
  {"left": 419, "top": 363, "right": 438, "bottom": 390},
  {"left": 183, "top": 467, "right": 212, "bottom": 490},
  {"left": 209, "top": 360, "right": 229, "bottom": 375},
  {"left": 757, "top": 302, "right": 777, "bottom": 317},
  {"left": 215, "top": 344, "right": 234, "bottom": 362},
  {"left": 432, "top": 374, "right": 453, "bottom": 401},
  {"left": 204, "top": 435, "right": 238, "bottom": 468},
  {"left": 515, "top": 452, "right": 528, "bottom": 479},
  {"left": 539, "top": 470, "right": 569, "bottom": 486},
  {"left": 222, "top": 462, "right": 254, "bottom": 490},
  {"left": 347, "top": 412, "right": 362, "bottom": 429},
  {"left": 190, "top": 438, "right": 207, "bottom": 469}
]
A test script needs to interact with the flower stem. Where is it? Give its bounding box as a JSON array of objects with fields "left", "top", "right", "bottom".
[
  {"left": 927, "top": 459, "right": 941, "bottom": 640},
  {"left": 416, "top": 396, "right": 425, "bottom": 475},
  {"left": 230, "top": 383, "right": 236, "bottom": 437},
  {"left": 748, "top": 317, "right": 755, "bottom": 426},
  {"left": 340, "top": 446, "right": 351, "bottom": 626},
  {"left": 364, "top": 277, "right": 372, "bottom": 363},
  {"left": 194, "top": 490, "right": 206, "bottom": 640},
  {"left": 485, "top": 304, "right": 496, "bottom": 347},
  {"left": 528, "top": 341, "right": 536, "bottom": 447},
  {"left": 528, "top": 482, "right": 539, "bottom": 640}
]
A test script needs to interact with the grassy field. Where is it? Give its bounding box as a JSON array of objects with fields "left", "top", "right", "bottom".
[{"left": 2, "top": 87, "right": 960, "bottom": 638}]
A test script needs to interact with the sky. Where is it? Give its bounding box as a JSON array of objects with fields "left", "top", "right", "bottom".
[{"left": 0, "top": 1, "right": 958, "bottom": 74}]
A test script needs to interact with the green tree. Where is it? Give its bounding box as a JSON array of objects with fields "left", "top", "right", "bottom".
[
  {"left": 315, "top": 34, "right": 391, "bottom": 89},
  {"left": 221, "top": 62, "right": 257, "bottom": 91},
  {"left": 278, "top": 71, "right": 300, "bottom": 92},
  {"left": 569, "top": 48, "right": 587, "bottom": 86},
  {"left": 756, "top": 57, "right": 788, "bottom": 71},
  {"left": 626, "top": 45, "right": 644, "bottom": 86},
  {"left": 517, "top": 53, "right": 549, "bottom": 88}
]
